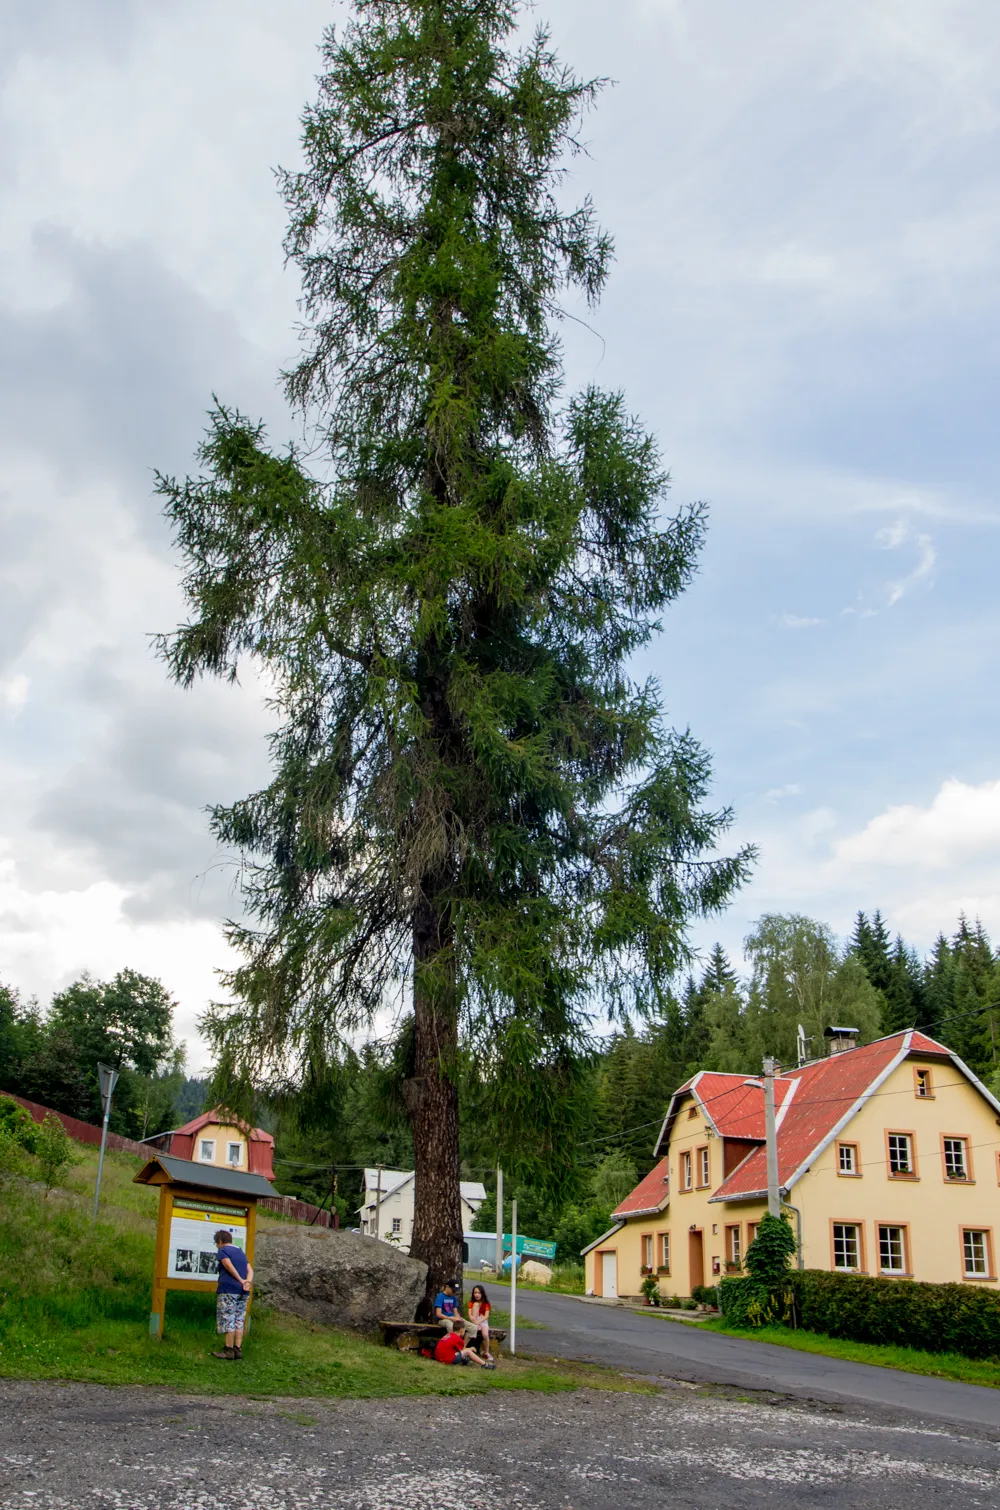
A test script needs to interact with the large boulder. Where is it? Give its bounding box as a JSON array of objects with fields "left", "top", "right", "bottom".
[
  {"left": 253, "top": 1229, "right": 427, "bottom": 1330},
  {"left": 521, "top": 1259, "right": 553, "bottom": 1285}
]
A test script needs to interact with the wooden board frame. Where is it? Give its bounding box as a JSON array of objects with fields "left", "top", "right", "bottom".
[{"left": 148, "top": 1180, "right": 259, "bottom": 1339}]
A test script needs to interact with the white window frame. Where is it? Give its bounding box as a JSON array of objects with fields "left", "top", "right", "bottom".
[
  {"left": 833, "top": 1223, "right": 861, "bottom": 1271},
  {"left": 681, "top": 1151, "right": 693, "bottom": 1191},
  {"left": 878, "top": 1225, "right": 906, "bottom": 1274},
  {"left": 392, "top": 1217, "right": 402, "bottom": 1234},
  {"left": 198, "top": 1139, "right": 216, "bottom": 1162},
  {"left": 887, "top": 1133, "right": 913, "bottom": 1176},
  {"left": 727, "top": 1224, "right": 742, "bottom": 1266},
  {"left": 226, "top": 1142, "right": 242, "bottom": 1166},
  {"left": 642, "top": 1233, "right": 653, "bottom": 1268},
  {"left": 943, "top": 1137, "right": 968, "bottom": 1181},
  {"left": 963, "top": 1229, "right": 989, "bottom": 1277},
  {"left": 659, "top": 1232, "right": 670, "bottom": 1270},
  {"left": 697, "top": 1146, "right": 710, "bottom": 1187},
  {"left": 838, "top": 1143, "right": 857, "bottom": 1175}
]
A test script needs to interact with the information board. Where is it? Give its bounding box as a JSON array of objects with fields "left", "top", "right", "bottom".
[
  {"left": 166, "top": 1198, "right": 248, "bottom": 1283},
  {"left": 503, "top": 1233, "right": 557, "bottom": 1260}
]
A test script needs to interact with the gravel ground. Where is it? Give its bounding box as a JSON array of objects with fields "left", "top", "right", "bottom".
[{"left": 2, "top": 1378, "right": 1000, "bottom": 1509}]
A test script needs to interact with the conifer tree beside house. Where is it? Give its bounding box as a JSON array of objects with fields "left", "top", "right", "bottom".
[{"left": 156, "top": 0, "right": 750, "bottom": 1307}]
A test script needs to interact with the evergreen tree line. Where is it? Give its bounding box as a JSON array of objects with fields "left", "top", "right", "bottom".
[{"left": 0, "top": 971, "right": 206, "bottom": 1139}]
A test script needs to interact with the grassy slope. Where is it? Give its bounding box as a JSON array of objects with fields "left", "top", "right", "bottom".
[
  {"left": 703, "top": 1318, "right": 1000, "bottom": 1391},
  {"left": 0, "top": 1149, "right": 644, "bottom": 1400}
]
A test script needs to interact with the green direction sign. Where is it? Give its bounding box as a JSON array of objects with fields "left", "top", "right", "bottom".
[{"left": 503, "top": 1233, "right": 557, "bottom": 1260}]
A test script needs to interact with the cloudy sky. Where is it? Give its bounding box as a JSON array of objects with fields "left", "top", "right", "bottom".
[{"left": 2, "top": 1, "right": 999, "bottom": 1068}]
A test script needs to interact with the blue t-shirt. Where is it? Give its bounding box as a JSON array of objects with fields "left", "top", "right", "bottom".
[
  {"left": 217, "top": 1243, "right": 249, "bottom": 1295},
  {"left": 435, "top": 1291, "right": 458, "bottom": 1318}
]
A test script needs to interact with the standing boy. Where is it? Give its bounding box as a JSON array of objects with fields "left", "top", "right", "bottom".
[{"left": 211, "top": 1228, "right": 253, "bottom": 1361}]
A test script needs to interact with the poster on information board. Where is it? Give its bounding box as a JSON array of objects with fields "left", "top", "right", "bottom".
[{"left": 166, "top": 1199, "right": 248, "bottom": 1283}]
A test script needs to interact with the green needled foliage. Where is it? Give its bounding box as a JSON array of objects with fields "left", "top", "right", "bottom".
[{"left": 156, "top": 0, "right": 752, "bottom": 1304}]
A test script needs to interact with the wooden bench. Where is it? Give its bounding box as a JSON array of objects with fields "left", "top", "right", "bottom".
[{"left": 379, "top": 1321, "right": 507, "bottom": 1352}]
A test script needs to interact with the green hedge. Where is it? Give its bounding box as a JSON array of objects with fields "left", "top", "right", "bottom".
[
  {"left": 787, "top": 1269, "right": 1000, "bottom": 1361},
  {"left": 717, "top": 1276, "right": 793, "bottom": 1328}
]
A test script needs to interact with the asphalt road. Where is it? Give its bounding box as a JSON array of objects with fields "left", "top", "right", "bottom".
[
  {"left": 2, "top": 1376, "right": 1000, "bottom": 1510},
  {"left": 498, "top": 1284, "right": 1000, "bottom": 1431}
]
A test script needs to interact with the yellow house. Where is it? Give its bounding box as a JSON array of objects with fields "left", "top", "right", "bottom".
[{"left": 584, "top": 1028, "right": 1000, "bottom": 1299}]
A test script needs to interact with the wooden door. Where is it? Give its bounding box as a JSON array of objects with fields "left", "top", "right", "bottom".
[{"left": 688, "top": 1229, "right": 704, "bottom": 1293}]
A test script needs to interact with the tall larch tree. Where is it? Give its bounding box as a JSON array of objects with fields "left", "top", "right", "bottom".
[{"left": 157, "top": 0, "right": 751, "bottom": 1309}]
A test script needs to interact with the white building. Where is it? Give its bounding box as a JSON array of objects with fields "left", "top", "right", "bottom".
[{"left": 357, "top": 1168, "right": 486, "bottom": 1251}]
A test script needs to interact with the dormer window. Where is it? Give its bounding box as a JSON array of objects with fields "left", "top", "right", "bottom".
[{"left": 914, "top": 1067, "right": 933, "bottom": 1099}]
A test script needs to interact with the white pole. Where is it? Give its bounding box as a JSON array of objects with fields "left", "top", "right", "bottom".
[
  {"left": 495, "top": 1167, "right": 503, "bottom": 1274},
  {"left": 92, "top": 1063, "right": 119, "bottom": 1220},
  {"left": 510, "top": 1197, "right": 517, "bottom": 1357},
  {"left": 374, "top": 1164, "right": 383, "bottom": 1241},
  {"left": 763, "top": 1056, "right": 780, "bottom": 1218},
  {"left": 92, "top": 1104, "right": 112, "bottom": 1220}
]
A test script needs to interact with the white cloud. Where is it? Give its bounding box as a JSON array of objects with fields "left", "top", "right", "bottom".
[
  {"left": 0, "top": 849, "right": 234, "bottom": 1070},
  {"left": 876, "top": 520, "right": 937, "bottom": 606},
  {"left": 778, "top": 613, "right": 824, "bottom": 629},
  {"left": 834, "top": 777, "right": 1000, "bottom": 869},
  {"left": 0, "top": 674, "right": 28, "bottom": 716}
]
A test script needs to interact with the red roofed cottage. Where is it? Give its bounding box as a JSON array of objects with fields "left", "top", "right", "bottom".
[
  {"left": 141, "top": 1108, "right": 275, "bottom": 1181},
  {"left": 583, "top": 1030, "right": 1000, "bottom": 1299}
]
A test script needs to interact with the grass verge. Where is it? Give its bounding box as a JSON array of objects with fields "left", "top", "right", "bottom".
[
  {"left": 0, "top": 1153, "right": 637, "bottom": 1400},
  {"left": 704, "top": 1318, "right": 1000, "bottom": 1390}
]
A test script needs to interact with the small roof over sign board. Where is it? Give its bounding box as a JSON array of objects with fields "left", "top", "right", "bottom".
[{"left": 133, "top": 1152, "right": 277, "bottom": 1200}]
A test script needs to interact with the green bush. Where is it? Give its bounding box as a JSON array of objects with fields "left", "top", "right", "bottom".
[
  {"left": 788, "top": 1270, "right": 1000, "bottom": 1362},
  {"left": 718, "top": 1275, "right": 793, "bottom": 1328},
  {"left": 0, "top": 1096, "right": 38, "bottom": 1154},
  {"left": 718, "top": 1213, "right": 797, "bottom": 1327},
  {"left": 691, "top": 1284, "right": 718, "bottom": 1307},
  {"left": 35, "top": 1112, "right": 77, "bottom": 1194}
]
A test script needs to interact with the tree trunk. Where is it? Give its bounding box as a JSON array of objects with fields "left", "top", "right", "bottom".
[{"left": 405, "top": 892, "right": 463, "bottom": 1318}]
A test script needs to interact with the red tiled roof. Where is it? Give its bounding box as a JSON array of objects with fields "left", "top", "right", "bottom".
[
  {"left": 712, "top": 1030, "right": 953, "bottom": 1200},
  {"left": 173, "top": 1107, "right": 275, "bottom": 1147},
  {"left": 611, "top": 1156, "right": 670, "bottom": 1217},
  {"left": 654, "top": 1068, "right": 795, "bottom": 1154}
]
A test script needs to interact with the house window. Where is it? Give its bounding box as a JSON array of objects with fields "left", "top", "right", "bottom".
[
  {"left": 943, "top": 1137, "right": 969, "bottom": 1181},
  {"left": 680, "top": 1151, "right": 693, "bottom": 1190},
  {"left": 697, "top": 1146, "right": 710, "bottom": 1187},
  {"left": 887, "top": 1133, "right": 914, "bottom": 1176},
  {"left": 838, "top": 1143, "right": 859, "bottom": 1176},
  {"left": 226, "top": 1142, "right": 242, "bottom": 1166},
  {"left": 659, "top": 1232, "right": 670, "bottom": 1271},
  {"left": 747, "top": 1222, "right": 760, "bottom": 1247},
  {"left": 392, "top": 1217, "right": 402, "bottom": 1234},
  {"left": 726, "top": 1224, "right": 742, "bottom": 1269},
  {"left": 963, "top": 1229, "right": 991, "bottom": 1278},
  {"left": 642, "top": 1234, "right": 653, "bottom": 1269},
  {"left": 198, "top": 1139, "right": 215, "bottom": 1162},
  {"left": 833, "top": 1223, "right": 862, "bottom": 1271},
  {"left": 687, "top": 1105, "right": 699, "bottom": 1119},
  {"left": 914, "top": 1067, "right": 933, "bottom": 1098},
  {"left": 878, "top": 1225, "right": 907, "bottom": 1274}
]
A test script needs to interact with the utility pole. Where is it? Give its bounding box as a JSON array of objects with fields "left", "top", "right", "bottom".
[
  {"left": 510, "top": 1197, "right": 518, "bottom": 1357},
  {"left": 763, "top": 1056, "right": 780, "bottom": 1218},
  {"left": 495, "top": 1167, "right": 503, "bottom": 1274},
  {"left": 93, "top": 1062, "right": 119, "bottom": 1220},
  {"left": 374, "top": 1163, "right": 383, "bottom": 1241}
]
